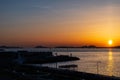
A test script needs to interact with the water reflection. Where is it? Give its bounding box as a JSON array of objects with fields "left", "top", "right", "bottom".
[{"left": 107, "top": 49, "right": 114, "bottom": 76}]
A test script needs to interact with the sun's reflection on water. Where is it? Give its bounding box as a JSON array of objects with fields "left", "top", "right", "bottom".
[{"left": 107, "top": 49, "right": 114, "bottom": 76}]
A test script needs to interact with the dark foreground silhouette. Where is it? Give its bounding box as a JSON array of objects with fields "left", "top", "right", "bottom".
[{"left": 0, "top": 64, "right": 120, "bottom": 80}]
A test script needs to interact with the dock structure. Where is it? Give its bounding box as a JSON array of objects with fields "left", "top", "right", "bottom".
[
  {"left": 0, "top": 51, "right": 79, "bottom": 65},
  {"left": 13, "top": 65, "right": 120, "bottom": 80}
]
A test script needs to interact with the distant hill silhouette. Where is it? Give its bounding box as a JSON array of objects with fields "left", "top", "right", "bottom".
[
  {"left": 114, "top": 46, "right": 120, "bottom": 48},
  {"left": 1, "top": 45, "right": 120, "bottom": 48}
]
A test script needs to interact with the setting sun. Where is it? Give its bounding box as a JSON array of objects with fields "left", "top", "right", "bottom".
[{"left": 108, "top": 40, "right": 113, "bottom": 46}]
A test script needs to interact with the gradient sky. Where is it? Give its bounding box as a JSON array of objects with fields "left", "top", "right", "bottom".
[{"left": 1, "top": 0, "right": 120, "bottom": 47}]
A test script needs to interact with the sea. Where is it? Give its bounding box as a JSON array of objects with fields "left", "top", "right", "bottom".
[{"left": 3, "top": 48, "right": 120, "bottom": 77}]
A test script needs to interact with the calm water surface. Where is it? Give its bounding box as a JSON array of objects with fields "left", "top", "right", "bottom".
[
  {"left": 41, "top": 49, "right": 120, "bottom": 77},
  {"left": 4, "top": 48, "right": 120, "bottom": 77}
]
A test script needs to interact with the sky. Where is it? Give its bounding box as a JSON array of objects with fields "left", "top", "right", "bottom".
[{"left": 1, "top": 0, "right": 120, "bottom": 47}]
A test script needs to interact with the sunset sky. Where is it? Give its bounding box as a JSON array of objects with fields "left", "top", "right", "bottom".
[{"left": 1, "top": 0, "right": 120, "bottom": 47}]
